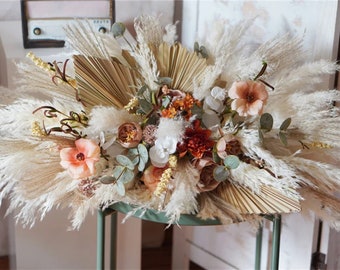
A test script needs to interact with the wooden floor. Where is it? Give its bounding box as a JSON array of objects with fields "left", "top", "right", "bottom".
[
  {"left": 0, "top": 256, "right": 9, "bottom": 270},
  {"left": 0, "top": 226, "right": 204, "bottom": 270}
]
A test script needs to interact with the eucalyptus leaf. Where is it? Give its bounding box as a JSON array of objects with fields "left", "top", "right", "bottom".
[
  {"left": 212, "top": 151, "right": 221, "bottom": 164},
  {"left": 119, "top": 169, "right": 134, "bottom": 183},
  {"left": 260, "top": 113, "right": 273, "bottom": 131},
  {"left": 137, "top": 85, "right": 148, "bottom": 96},
  {"left": 199, "top": 45, "right": 208, "bottom": 58},
  {"left": 138, "top": 144, "right": 149, "bottom": 164},
  {"left": 112, "top": 165, "right": 125, "bottom": 180},
  {"left": 279, "top": 131, "right": 288, "bottom": 146},
  {"left": 139, "top": 99, "right": 153, "bottom": 114},
  {"left": 128, "top": 148, "right": 138, "bottom": 155},
  {"left": 99, "top": 176, "right": 116, "bottom": 185},
  {"left": 157, "top": 77, "right": 173, "bottom": 85},
  {"left": 280, "top": 117, "right": 291, "bottom": 131},
  {"left": 131, "top": 156, "right": 139, "bottom": 166},
  {"left": 194, "top": 42, "right": 199, "bottom": 53},
  {"left": 191, "top": 104, "right": 203, "bottom": 119},
  {"left": 213, "top": 165, "right": 229, "bottom": 182},
  {"left": 138, "top": 159, "right": 145, "bottom": 172},
  {"left": 115, "top": 181, "right": 126, "bottom": 196},
  {"left": 116, "top": 155, "right": 134, "bottom": 170},
  {"left": 111, "top": 22, "right": 126, "bottom": 38},
  {"left": 223, "top": 155, "right": 240, "bottom": 169}
]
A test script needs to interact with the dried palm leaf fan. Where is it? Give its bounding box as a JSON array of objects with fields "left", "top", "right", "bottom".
[
  {"left": 156, "top": 42, "right": 209, "bottom": 92},
  {"left": 215, "top": 182, "right": 300, "bottom": 215},
  {"left": 74, "top": 55, "right": 140, "bottom": 108}
]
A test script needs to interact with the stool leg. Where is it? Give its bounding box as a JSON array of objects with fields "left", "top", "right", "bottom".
[
  {"left": 255, "top": 223, "right": 263, "bottom": 270},
  {"left": 270, "top": 214, "right": 281, "bottom": 270},
  {"left": 110, "top": 212, "right": 117, "bottom": 270},
  {"left": 97, "top": 209, "right": 106, "bottom": 270}
]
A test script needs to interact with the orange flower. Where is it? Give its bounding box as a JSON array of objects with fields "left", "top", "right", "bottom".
[
  {"left": 60, "top": 138, "right": 100, "bottom": 179},
  {"left": 161, "top": 92, "right": 200, "bottom": 120},
  {"left": 228, "top": 80, "right": 268, "bottom": 117},
  {"left": 178, "top": 120, "right": 214, "bottom": 159},
  {"left": 141, "top": 165, "right": 168, "bottom": 192}
]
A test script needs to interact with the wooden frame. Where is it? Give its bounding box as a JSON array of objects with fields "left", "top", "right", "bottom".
[{"left": 20, "top": 0, "right": 115, "bottom": 49}]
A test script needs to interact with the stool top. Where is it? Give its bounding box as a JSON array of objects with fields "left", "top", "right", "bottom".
[{"left": 109, "top": 202, "right": 221, "bottom": 226}]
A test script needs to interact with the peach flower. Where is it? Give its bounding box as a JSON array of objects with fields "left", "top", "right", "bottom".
[
  {"left": 228, "top": 81, "right": 268, "bottom": 117},
  {"left": 60, "top": 138, "right": 100, "bottom": 179},
  {"left": 141, "top": 165, "right": 168, "bottom": 192}
]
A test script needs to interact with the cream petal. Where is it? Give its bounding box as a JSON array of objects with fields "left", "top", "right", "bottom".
[
  {"left": 231, "top": 99, "right": 248, "bottom": 116},
  {"left": 228, "top": 81, "right": 248, "bottom": 99},
  {"left": 85, "top": 159, "right": 97, "bottom": 174},
  {"left": 68, "top": 163, "right": 91, "bottom": 179},
  {"left": 248, "top": 100, "right": 264, "bottom": 115},
  {"left": 75, "top": 138, "right": 100, "bottom": 159},
  {"left": 60, "top": 148, "right": 79, "bottom": 162},
  {"left": 252, "top": 82, "right": 268, "bottom": 101}
]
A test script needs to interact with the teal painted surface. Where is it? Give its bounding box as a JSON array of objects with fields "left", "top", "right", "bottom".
[
  {"left": 108, "top": 202, "right": 221, "bottom": 226},
  {"left": 255, "top": 224, "right": 263, "bottom": 270},
  {"left": 97, "top": 210, "right": 105, "bottom": 270}
]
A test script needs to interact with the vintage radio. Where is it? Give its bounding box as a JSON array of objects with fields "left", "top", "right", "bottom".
[{"left": 21, "top": 0, "right": 115, "bottom": 48}]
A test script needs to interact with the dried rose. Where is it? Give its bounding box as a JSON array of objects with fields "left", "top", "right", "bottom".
[
  {"left": 228, "top": 80, "right": 268, "bottom": 117},
  {"left": 194, "top": 159, "right": 220, "bottom": 192},
  {"left": 117, "top": 122, "right": 142, "bottom": 148}
]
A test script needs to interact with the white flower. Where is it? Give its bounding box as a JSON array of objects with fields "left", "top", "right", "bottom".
[
  {"left": 149, "top": 136, "right": 177, "bottom": 167},
  {"left": 211, "top": 86, "right": 226, "bottom": 100},
  {"left": 204, "top": 86, "right": 226, "bottom": 113},
  {"left": 202, "top": 110, "right": 220, "bottom": 130}
]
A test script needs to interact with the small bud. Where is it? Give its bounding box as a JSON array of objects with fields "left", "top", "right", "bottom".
[{"left": 111, "top": 22, "right": 126, "bottom": 38}]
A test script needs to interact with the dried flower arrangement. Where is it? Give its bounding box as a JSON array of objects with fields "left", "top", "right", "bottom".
[{"left": 1, "top": 15, "right": 340, "bottom": 229}]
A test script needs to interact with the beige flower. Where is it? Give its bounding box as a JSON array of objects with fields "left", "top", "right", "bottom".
[{"left": 228, "top": 81, "right": 268, "bottom": 117}]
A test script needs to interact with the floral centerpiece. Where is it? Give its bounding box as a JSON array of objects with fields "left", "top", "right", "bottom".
[{"left": 1, "top": 15, "right": 340, "bottom": 229}]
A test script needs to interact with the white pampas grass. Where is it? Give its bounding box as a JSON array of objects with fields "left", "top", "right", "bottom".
[
  {"left": 156, "top": 118, "right": 185, "bottom": 142},
  {"left": 84, "top": 106, "right": 141, "bottom": 136},
  {"left": 64, "top": 21, "right": 110, "bottom": 59},
  {"left": 163, "top": 22, "right": 178, "bottom": 45},
  {"left": 164, "top": 161, "right": 200, "bottom": 223},
  {"left": 134, "top": 15, "right": 163, "bottom": 47}
]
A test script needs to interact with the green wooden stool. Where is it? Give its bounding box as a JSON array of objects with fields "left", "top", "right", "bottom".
[{"left": 97, "top": 203, "right": 281, "bottom": 270}]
